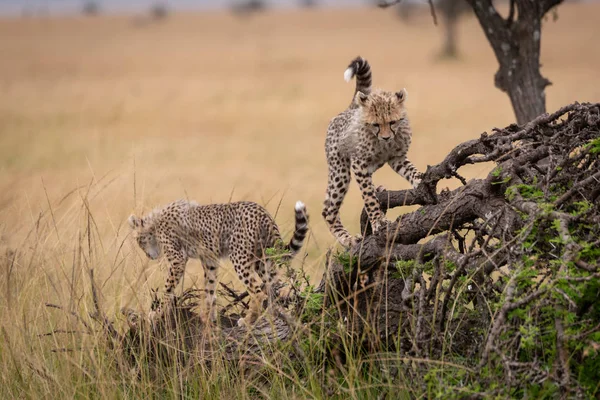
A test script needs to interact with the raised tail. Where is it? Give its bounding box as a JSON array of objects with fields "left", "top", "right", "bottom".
[
  {"left": 285, "top": 201, "right": 309, "bottom": 258},
  {"left": 344, "top": 56, "right": 372, "bottom": 99}
]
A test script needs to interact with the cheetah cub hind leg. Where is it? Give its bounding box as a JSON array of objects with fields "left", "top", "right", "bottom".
[
  {"left": 236, "top": 292, "right": 268, "bottom": 328},
  {"left": 237, "top": 201, "right": 309, "bottom": 328}
]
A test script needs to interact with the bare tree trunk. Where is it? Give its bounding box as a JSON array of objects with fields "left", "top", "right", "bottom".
[
  {"left": 441, "top": 13, "right": 458, "bottom": 57},
  {"left": 439, "top": 0, "right": 465, "bottom": 58},
  {"left": 465, "top": 0, "right": 563, "bottom": 124}
]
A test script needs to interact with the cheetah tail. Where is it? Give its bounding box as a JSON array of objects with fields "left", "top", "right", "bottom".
[
  {"left": 344, "top": 56, "right": 372, "bottom": 98},
  {"left": 286, "top": 201, "right": 309, "bottom": 257}
]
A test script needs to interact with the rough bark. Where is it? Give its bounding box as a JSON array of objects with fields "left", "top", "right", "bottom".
[{"left": 465, "top": 0, "right": 564, "bottom": 124}]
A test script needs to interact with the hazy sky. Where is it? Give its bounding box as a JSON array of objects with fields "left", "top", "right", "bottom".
[
  {"left": 2, "top": 0, "right": 593, "bottom": 17},
  {"left": 0, "top": 0, "right": 374, "bottom": 16}
]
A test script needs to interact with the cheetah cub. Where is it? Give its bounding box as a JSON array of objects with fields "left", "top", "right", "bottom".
[
  {"left": 128, "top": 199, "right": 309, "bottom": 326},
  {"left": 322, "top": 56, "right": 422, "bottom": 248}
]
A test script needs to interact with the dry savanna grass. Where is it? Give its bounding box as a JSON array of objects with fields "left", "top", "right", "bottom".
[{"left": 0, "top": 3, "right": 598, "bottom": 397}]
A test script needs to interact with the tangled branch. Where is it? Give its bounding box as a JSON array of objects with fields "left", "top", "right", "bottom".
[{"left": 321, "top": 102, "right": 600, "bottom": 394}]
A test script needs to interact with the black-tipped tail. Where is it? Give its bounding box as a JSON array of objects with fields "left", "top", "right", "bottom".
[
  {"left": 286, "top": 201, "right": 309, "bottom": 257},
  {"left": 344, "top": 56, "right": 372, "bottom": 99}
]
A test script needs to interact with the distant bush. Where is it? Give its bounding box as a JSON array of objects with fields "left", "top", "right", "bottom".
[
  {"left": 150, "top": 3, "right": 169, "bottom": 20},
  {"left": 82, "top": 1, "right": 100, "bottom": 16},
  {"left": 299, "top": 0, "right": 317, "bottom": 8},
  {"left": 231, "top": 0, "right": 267, "bottom": 15}
]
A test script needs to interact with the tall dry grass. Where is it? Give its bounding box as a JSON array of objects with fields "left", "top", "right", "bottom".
[{"left": 0, "top": 3, "right": 598, "bottom": 398}]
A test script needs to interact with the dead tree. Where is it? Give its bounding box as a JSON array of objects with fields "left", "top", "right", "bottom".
[{"left": 318, "top": 102, "right": 600, "bottom": 393}]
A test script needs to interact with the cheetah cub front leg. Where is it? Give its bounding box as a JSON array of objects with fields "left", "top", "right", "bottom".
[
  {"left": 201, "top": 258, "right": 220, "bottom": 325},
  {"left": 234, "top": 264, "right": 268, "bottom": 327},
  {"left": 350, "top": 160, "right": 386, "bottom": 234},
  {"left": 154, "top": 244, "right": 189, "bottom": 321},
  {"left": 388, "top": 156, "right": 422, "bottom": 188},
  {"left": 322, "top": 159, "right": 363, "bottom": 248}
]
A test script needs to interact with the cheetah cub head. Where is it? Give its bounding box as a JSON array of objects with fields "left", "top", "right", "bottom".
[
  {"left": 128, "top": 214, "right": 161, "bottom": 260},
  {"left": 355, "top": 88, "right": 408, "bottom": 141}
]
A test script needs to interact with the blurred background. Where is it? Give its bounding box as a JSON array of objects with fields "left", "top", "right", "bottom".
[{"left": 0, "top": 0, "right": 598, "bottom": 311}]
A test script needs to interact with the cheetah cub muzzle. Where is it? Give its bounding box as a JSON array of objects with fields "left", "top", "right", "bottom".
[
  {"left": 322, "top": 56, "right": 422, "bottom": 248},
  {"left": 128, "top": 199, "right": 309, "bottom": 327}
]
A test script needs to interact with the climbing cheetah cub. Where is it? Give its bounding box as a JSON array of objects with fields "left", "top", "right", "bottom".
[
  {"left": 128, "top": 199, "right": 309, "bottom": 326},
  {"left": 322, "top": 56, "right": 422, "bottom": 248}
]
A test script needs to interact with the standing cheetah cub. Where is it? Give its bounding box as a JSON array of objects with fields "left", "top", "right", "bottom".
[
  {"left": 128, "top": 199, "right": 309, "bottom": 326},
  {"left": 322, "top": 56, "right": 422, "bottom": 248}
]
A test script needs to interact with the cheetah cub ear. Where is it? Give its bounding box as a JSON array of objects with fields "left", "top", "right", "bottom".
[
  {"left": 395, "top": 88, "right": 408, "bottom": 103},
  {"left": 128, "top": 214, "right": 143, "bottom": 229},
  {"left": 354, "top": 91, "right": 369, "bottom": 107}
]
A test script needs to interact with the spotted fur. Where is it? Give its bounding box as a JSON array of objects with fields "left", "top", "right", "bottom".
[
  {"left": 323, "top": 56, "right": 422, "bottom": 248},
  {"left": 129, "top": 199, "right": 309, "bottom": 326}
]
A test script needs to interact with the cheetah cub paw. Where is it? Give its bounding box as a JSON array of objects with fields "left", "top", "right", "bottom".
[
  {"left": 370, "top": 218, "right": 387, "bottom": 233},
  {"left": 349, "top": 234, "right": 363, "bottom": 248},
  {"left": 412, "top": 173, "right": 424, "bottom": 188}
]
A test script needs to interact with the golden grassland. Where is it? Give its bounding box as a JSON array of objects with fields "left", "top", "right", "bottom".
[{"left": 0, "top": 3, "right": 598, "bottom": 334}]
